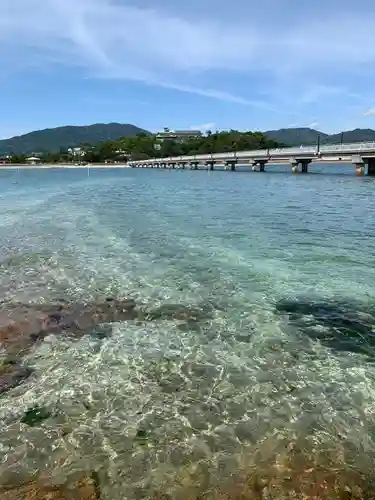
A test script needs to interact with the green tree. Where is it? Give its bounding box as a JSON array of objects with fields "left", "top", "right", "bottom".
[
  {"left": 15, "top": 129, "right": 283, "bottom": 163},
  {"left": 10, "top": 154, "right": 27, "bottom": 164}
]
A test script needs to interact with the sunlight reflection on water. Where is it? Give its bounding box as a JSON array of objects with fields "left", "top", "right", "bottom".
[{"left": 0, "top": 167, "right": 375, "bottom": 498}]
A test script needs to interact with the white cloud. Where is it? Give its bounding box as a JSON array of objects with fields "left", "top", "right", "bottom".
[
  {"left": 284, "top": 121, "right": 320, "bottom": 129},
  {"left": 1, "top": 0, "right": 375, "bottom": 111},
  {"left": 153, "top": 82, "right": 271, "bottom": 108},
  {"left": 0, "top": 0, "right": 269, "bottom": 106},
  {"left": 363, "top": 107, "right": 375, "bottom": 116}
]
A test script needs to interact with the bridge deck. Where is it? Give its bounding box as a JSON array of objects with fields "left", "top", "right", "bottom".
[{"left": 129, "top": 141, "right": 375, "bottom": 166}]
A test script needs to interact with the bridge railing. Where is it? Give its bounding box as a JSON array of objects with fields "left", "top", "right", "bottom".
[
  {"left": 129, "top": 141, "right": 375, "bottom": 164},
  {"left": 319, "top": 142, "right": 375, "bottom": 153}
]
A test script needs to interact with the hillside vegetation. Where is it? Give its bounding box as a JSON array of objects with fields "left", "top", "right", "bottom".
[
  {"left": 0, "top": 123, "right": 149, "bottom": 155},
  {"left": 2, "top": 123, "right": 375, "bottom": 159}
]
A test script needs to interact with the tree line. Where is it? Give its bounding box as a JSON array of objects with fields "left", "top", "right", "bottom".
[{"left": 4, "top": 130, "right": 283, "bottom": 164}]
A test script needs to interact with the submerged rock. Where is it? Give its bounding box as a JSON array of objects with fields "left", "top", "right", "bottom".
[
  {"left": 21, "top": 405, "right": 51, "bottom": 427},
  {"left": 0, "top": 366, "right": 32, "bottom": 395},
  {"left": 0, "top": 296, "right": 214, "bottom": 395},
  {"left": 0, "top": 474, "right": 99, "bottom": 500},
  {"left": 275, "top": 297, "right": 375, "bottom": 358},
  {"left": 0, "top": 298, "right": 213, "bottom": 356},
  {"left": 135, "top": 428, "right": 150, "bottom": 447},
  {"left": 0, "top": 297, "right": 137, "bottom": 357},
  {"left": 0, "top": 359, "right": 32, "bottom": 395},
  {"left": 0, "top": 297, "right": 138, "bottom": 395}
]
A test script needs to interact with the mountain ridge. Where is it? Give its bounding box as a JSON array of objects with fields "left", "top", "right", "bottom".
[
  {"left": 263, "top": 127, "right": 375, "bottom": 146},
  {"left": 1, "top": 123, "right": 375, "bottom": 154},
  {"left": 0, "top": 123, "right": 149, "bottom": 155}
]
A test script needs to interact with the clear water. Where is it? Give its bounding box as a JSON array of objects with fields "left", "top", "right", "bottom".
[{"left": 1, "top": 165, "right": 375, "bottom": 498}]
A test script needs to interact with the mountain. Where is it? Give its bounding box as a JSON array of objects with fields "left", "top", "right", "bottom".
[
  {"left": 0, "top": 123, "right": 149, "bottom": 155},
  {"left": 263, "top": 128, "right": 328, "bottom": 146},
  {"left": 2, "top": 123, "right": 375, "bottom": 155},
  {"left": 264, "top": 127, "right": 375, "bottom": 147},
  {"left": 325, "top": 128, "right": 375, "bottom": 145}
]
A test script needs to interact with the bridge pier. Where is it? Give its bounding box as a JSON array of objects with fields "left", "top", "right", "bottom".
[
  {"left": 180, "top": 162, "right": 186, "bottom": 170},
  {"left": 352, "top": 155, "right": 375, "bottom": 175},
  {"left": 366, "top": 158, "right": 375, "bottom": 176},
  {"left": 290, "top": 160, "right": 299, "bottom": 174},
  {"left": 259, "top": 161, "right": 266, "bottom": 172},
  {"left": 290, "top": 158, "right": 312, "bottom": 173},
  {"left": 168, "top": 163, "right": 176, "bottom": 169},
  {"left": 356, "top": 164, "right": 365, "bottom": 176},
  {"left": 225, "top": 161, "right": 236, "bottom": 171},
  {"left": 251, "top": 160, "right": 267, "bottom": 172},
  {"left": 206, "top": 161, "right": 215, "bottom": 171},
  {"left": 352, "top": 155, "right": 365, "bottom": 176},
  {"left": 301, "top": 159, "right": 311, "bottom": 173},
  {"left": 190, "top": 162, "right": 198, "bottom": 170}
]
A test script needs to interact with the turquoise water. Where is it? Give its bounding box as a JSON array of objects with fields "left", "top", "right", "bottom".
[{"left": 1, "top": 166, "right": 375, "bottom": 497}]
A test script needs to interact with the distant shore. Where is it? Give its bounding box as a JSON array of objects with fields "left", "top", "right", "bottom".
[{"left": 0, "top": 163, "right": 131, "bottom": 169}]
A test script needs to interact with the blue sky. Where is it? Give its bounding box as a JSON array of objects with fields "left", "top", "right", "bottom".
[{"left": 1, "top": 0, "right": 375, "bottom": 138}]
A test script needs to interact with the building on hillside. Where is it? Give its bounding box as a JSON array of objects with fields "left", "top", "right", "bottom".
[
  {"left": 26, "top": 156, "right": 42, "bottom": 165},
  {"left": 68, "top": 147, "right": 85, "bottom": 157},
  {"left": 114, "top": 149, "right": 129, "bottom": 162},
  {"left": 155, "top": 128, "right": 202, "bottom": 143}
]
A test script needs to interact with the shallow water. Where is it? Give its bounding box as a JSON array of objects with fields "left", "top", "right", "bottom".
[{"left": 1, "top": 165, "right": 375, "bottom": 498}]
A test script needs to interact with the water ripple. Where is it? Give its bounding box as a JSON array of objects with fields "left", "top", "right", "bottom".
[{"left": 0, "top": 167, "right": 375, "bottom": 498}]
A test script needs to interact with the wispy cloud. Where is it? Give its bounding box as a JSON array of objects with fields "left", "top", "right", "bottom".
[
  {"left": 0, "top": 0, "right": 263, "bottom": 106},
  {"left": 285, "top": 122, "right": 320, "bottom": 129},
  {"left": 1, "top": 0, "right": 375, "bottom": 115},
  {"left": 153, "top": 82, "right": 271, "bottom": 108},
  {"left": 363, "top": 107, "right": 375, "bottom": 116}
]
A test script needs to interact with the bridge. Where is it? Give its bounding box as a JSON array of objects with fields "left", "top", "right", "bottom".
[{"left": 128, "top": 141, "right": 375, "bottom": 176}]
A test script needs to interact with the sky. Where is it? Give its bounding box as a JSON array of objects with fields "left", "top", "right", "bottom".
[{"left": 1, "top": 0, "right": 375, "bottom": 138}]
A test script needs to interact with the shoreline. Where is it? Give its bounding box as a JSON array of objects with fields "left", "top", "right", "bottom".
[{"left": 0, "top": 163, "right": 131, "bottom": 169}]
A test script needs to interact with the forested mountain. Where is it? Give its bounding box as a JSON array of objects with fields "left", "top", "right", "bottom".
[
  {"left": 263, "top": 127, "right": 375, "bottom": 146},
  {"left": 0, "top": 123, "right": 149, "bottom": 154},
  {"left": 2, "top": 123, "right": 375, "bottom": 156}
]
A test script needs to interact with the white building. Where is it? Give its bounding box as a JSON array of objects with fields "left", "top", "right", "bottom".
[
  {"left": 155, "top": 128, "right": 202, "bottom": 143},
  {"left": 68, "top": 147, "right": 85, "bottom": 156},
  {"left": 26, "top": 156, "right": 42, "bottom": 165}
]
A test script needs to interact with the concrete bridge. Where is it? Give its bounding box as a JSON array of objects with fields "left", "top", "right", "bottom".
[{"left": 127, "top": 141, "right": 375, "bottom": 176}]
